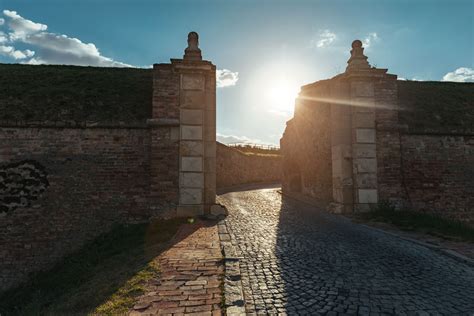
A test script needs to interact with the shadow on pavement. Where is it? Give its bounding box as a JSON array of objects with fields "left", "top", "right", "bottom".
[{"left": 274, "top": 193, "right": 474, "bottom": 314}]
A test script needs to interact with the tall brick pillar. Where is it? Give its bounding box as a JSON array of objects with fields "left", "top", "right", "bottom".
[
  {"left": 150, "top": 32, "right": 216, "bottom": 217},
  {"left": 330, "top": 40, "right": 397, "bottom": 213}
]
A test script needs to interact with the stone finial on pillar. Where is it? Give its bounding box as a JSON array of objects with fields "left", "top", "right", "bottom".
[
  {"left": 184, "top": 31, "right": 202, "bottom": 61},
  {"left": 346, "top": 40, "right": 371, "bottom": 72}
]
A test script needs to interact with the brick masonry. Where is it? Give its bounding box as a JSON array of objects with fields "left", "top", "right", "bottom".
[
  {"left": 216, "top": 142, "right": 281, "bottom": 189},
  {"left": 281, "top": 40, "right": 474, "bottom": 225},
  {"left": 400, "top": 134, "right": 474, "bottom": 223},
  {"left": 0, "top": 126, "right": 180, "bottom": 291}
]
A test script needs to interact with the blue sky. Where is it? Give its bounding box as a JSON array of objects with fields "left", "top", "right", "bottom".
[{"left": 0, "top": 0, "right": 473, "bottom": 145}]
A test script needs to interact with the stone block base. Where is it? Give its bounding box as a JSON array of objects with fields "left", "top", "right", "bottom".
[
  {"left": 210, "top": 204, "right": 228, "bottom": 216},
  {"left": 177, "top": 205, "right": 204, "bottom": 217},
  {"left": 354, "top": 203, "right": 377, "bottom": 212}
]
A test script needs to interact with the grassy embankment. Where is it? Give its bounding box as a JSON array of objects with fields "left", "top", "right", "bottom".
[{"left": 0, "top": 63, "right": 152, "bottom": 123}]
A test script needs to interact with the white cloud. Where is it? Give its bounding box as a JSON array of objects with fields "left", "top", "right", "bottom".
[
  {"left": 0, "top": 18, "right": 4, "bottom": 26},
  {"left": 0, "top": 9, "right": 130, "bottom": 67},
  {"left": 313, "top": 29, "right": 336, "bottom": 48},
  {"left": 0, "top": 31, "right": 7, "bottom": 43},
  {"left": 363, "top": 32, "right": 379, "bottom": 48},
  {"left": 442, "top": 67, "right": 474, "bottom": 82},
  {"left": 397, "top": 77, "right": 407, "bottom": 81},
  {"left": 216, "top": 69, "right": 239, "bottom": 88},
  {"left": 217, "top": 133, "right": 262, "bottom": 145},
  {"left": 3, "top": 10, "right": 47, "bottom": 40},
  {"left": 0, "top": 45, "right": 34, "bottom": 59}
]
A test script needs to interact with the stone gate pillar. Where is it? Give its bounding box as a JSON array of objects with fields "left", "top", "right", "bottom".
[
  {"left": 330, "top": 40, "right": 397, "bottom": 213},
  {"left": 150, "top": 32, "right": 216, "bottom": 217},
  {"left": 345, "top": 40, "right": 397, "bottom": 212}
]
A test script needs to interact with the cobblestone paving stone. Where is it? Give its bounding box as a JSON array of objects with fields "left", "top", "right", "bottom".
[
  {"left": 217, "top": 188, "right": 474, "bottom": 315},
  {"left": 131, "top": 220, "right": 223, "bottom": 316}
]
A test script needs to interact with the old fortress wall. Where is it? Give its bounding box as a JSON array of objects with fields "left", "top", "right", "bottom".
[
  {"left": 216, "top": 142, "right": 281, "bottom": 189},
  {"left": 0, "top": 34, "right": 228, "bottom": 292},
  {"left": 281, "top": 40, "right": 474, "bottom": 225},
  {"left": 0, "top": 64, "right": 182, "bottom": 291}
]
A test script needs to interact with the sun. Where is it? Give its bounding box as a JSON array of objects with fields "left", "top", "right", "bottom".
[{"left": 264, "top": 77, "right": 300, "bottom": 113}]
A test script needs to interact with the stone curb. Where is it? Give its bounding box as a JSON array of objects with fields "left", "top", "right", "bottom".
[
  {"left": 278, "top": 190, "right": 474, "bottom": 268},
  {"left": 217, "top": 219, "right": 246, "bottom": 316}
]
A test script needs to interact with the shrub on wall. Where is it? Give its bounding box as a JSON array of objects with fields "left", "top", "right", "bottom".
[{"left": 0, "top": 160, "right": 49, "bottom": 214}]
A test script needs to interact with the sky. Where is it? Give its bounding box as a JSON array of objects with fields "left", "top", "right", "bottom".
[{"left": 0, "top": 0, "right": 473, "bottom": 145}]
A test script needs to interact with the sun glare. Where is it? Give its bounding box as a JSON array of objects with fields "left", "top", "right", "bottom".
[{"left": 264, "top": 78, "right": 300, "bottom": 114}]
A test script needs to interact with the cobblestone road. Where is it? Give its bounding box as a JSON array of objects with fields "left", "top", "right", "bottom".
[{"left": 218, "top": 187, "right": 474, "bottom": 315}]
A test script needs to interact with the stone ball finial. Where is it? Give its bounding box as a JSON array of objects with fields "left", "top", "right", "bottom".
[
  {"left": 187, "top": 32, "right": 199, "bottom": 49},
  {"left": 184, "top": 31, "right": 202, "bottom": 61},
  {"left": 352, "top": 40, "right": 363, "bottom": 49}
]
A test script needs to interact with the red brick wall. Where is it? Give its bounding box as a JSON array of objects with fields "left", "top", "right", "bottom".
[
  {"left": 216, "top": 143, "right": 281, "bottom": 189},
  {"left": 400, "top": 134, "right": 474, "bottom": 224},
  {"left": 0, "top": 125, "right": 178, "bottom": 291},
  {"left": 153, "top": 64, "right": 180, "bottom": 120}
]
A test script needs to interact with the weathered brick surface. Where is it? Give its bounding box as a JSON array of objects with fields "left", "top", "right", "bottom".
[
  {"left": 131, "top": 220, "right": 223, "bottom": 316},
  {"left": 152, "top": 64, "right": 180, "bottom": 120},
  {"left": 216, "top": 142, "right": 281, "bottom": 189},
  {"left": 0, "top": 126, "right": 179, "bottom": 292},
  {"left": 149, "top": 126, "right": 180, "bottom": 204},
  {"left": 375, "top": 78, "right": 406, "bottom": 206},
  {"left": 400, "top": 134, "right": 474, "bottom": 224}
]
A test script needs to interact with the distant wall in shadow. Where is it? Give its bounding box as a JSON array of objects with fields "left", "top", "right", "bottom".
[{"left": 216, "top": 142, "right": 281, "bottom": 189}]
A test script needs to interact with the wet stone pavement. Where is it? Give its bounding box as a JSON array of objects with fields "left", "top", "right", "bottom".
[{"left": 217, "top": 187, "right": 474, "bottom": 315}]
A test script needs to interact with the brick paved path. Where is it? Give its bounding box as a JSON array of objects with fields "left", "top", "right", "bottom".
[
  {"left": 131, "top": 220, "right": 223, "bottom": 316},
  {"left": 218, "top": 187, "right": 474, "bottom": 315}
]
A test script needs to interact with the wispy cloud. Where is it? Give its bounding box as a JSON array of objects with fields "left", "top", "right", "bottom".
[
  {"left": 363, "top": 32, "right": 379, "bottom": 48},
  {"left": 442, "top": 67, "right": 474, "bottom": 82},
  {"left": 312, "top": 29, "right": 336, "bottom": 48},
  {"left": 0, "top": 10, "right": 131, "bottom": 67},
  {"left": 0, "top": 18, "right": 4, "bottom": 26},
  {"left": 216, "top": 69, "right": 239, "bottom": 88},
  {"left": 216, "top": 133, "right": 262, "bottom": 145}
]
